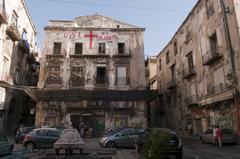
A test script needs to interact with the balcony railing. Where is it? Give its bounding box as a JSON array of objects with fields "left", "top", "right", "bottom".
[
  {"left": 6, "top": 24, "right": 21, "bottom": 41},
  {"left": 206, "top": 83, "right": 232, "bottom": 96},
  {"left": 183, "top": 65, "right": 197, "bottom": 79},
  {"left": 185, "top": 95, "right": 198, "bottom": 106},
  {"left": 46, "top": 76, "right": 62, "bottom": 85},
  {"left": 0, "top": 6, "right": 8, "bottom": 24},
  {"left": 115, "top": 77, "right": 129, "bottom": 86},
  {"left": 18, "top": 39, "right": 30, "bottom": 54},
  {"left": 203, "top": 47, "right": 223, "bottom": 65},
  {"left": 167, "top": 79, "right": 177, "bottom": 89}
]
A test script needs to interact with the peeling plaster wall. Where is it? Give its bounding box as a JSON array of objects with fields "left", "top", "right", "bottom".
[{"left": 36, "top": 15, "right": 147, "bottom": 130}]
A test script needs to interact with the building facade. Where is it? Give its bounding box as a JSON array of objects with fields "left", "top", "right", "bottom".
[
  {"left": 155, "top": 0, "right": 240, "bottom": 136},
  {"left": 0, "top": 0, "right": 38, "bottom": 133},
  {"left": 36, "top": 14, "right": 151, "bottom": 137}
]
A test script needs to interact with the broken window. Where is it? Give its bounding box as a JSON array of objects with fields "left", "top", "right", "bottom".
[
  {"left": 206, "top": 0, "right": 214, "bottom": 18},
  {"left": 96, "top": 67, "right": 107, "bottom": 84},
  {"left": 209, "top": 32, "right": 218, "bottom": 56},
  {"left": 116, "top": 67, "right": 128, "bottom": 86},
  {"left": 166, "top": 51, "right": 170, "bottom": 64},
  {"left": 53, "top": 42, "right": 61, "bottom": 55},
  {"left": 99, "top": 43, "right": 106, "bottom": 54},
  {"left": 70, "top": 67, "right": 84, "bottom": 87},
  {"left": 174, "top": 41, "right": 178, "bottom": 55},
  {"left": 75, "top": 43, "right": 83, "bottom": 55},
  {"left": 118, "top": 43, "right": 125, "bottom": 54}
]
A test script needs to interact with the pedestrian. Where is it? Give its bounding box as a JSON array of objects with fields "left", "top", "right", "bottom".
[
  {"left": 216, "top": 126, "right": 223, "bottom": 147},
  {"left": 213, "top": 125, "right": 218, "bottom": 146}
]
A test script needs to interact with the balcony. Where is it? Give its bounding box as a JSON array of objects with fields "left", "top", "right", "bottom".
[
  {"left": 6, "top": 24, "right": 21, "bottom": 41},
  {"left": 46, "top": 76, "right": 62, "bottom": 86},
  {"left": 183, "top": 65, "right": 197, "bottom": 79},
  {"left": 18, "top": 39, "right": 30, "bottom": 54},
  {"left": 115, "top": 77, "right": 130, "bottom": 86},
  {"left": 206, "top": 83, "right": 232, "bottom": 96},
  {"left": 185, "top": 95, "right": 198, "bottom": 106},
  {"left": 0, "top": 6, "right": 8, "bottom": 24},
  {"left": 26, "top": 53, "right": 36, "bottom": 64},
  {"left": 167, "top": 79, "right": 177, "bottom": 89},
  {"left": 202, "top": 47, "right": 223, "bottom": 66}
]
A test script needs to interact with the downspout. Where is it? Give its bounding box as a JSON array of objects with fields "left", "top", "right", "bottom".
[{"left": 220, "top": 0, "right": 240, "bottom": 130}]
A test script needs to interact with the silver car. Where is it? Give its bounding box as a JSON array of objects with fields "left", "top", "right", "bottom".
[
  {"left": 0, "top": 133, "right": 13, "bottom": 156},
  {"left": 99, "top": 128, "right": 140, "bottom": 148},
  {"left": 200, "top": 128, "right": 238, "bottom": 144}
]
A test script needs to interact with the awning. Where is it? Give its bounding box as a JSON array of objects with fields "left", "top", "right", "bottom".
[{"left": 36, "top": 89, "right": 159, "bottom": 102}]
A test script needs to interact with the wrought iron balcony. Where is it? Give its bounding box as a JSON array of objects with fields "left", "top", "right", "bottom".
[
  {"left": 0, "top": 6, "right": 8, "bottom": 24},
  {"left": 202, "top": 47, "right": 223, "bottom": 65},
  {"left": 183, "top": 65, "right": 197, "bottom": 79},
  {"left": 18, "top": 39, "right": 30, "bottom": 54},
  {"left": 206, "top": 83, "right": 232, "bottom": 96},
  {"left": 167, "top": 79, "right": 177, "bottom": 89},
  {"left": 6, "top": 24, "right": 21, "bottom": 41}
]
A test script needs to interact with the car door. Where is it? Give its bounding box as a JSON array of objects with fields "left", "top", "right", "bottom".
[
  {"left": 128, "top": 129, "right": 139, "bottom": 147},
  {"left": 36, "top": 129, "right": 50, "bottom": 148},
  {"left": 47, "top": 130, "right": 61, "bottom": 148},
  {"left": 113, "top": 129, "right": 130, "bottom": 147}
]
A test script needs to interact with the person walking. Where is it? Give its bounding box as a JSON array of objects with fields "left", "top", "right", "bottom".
[{"left": 216, "top": 126, "right": 223, "bottom": 147}]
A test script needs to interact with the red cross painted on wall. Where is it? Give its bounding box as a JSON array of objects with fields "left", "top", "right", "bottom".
[{"left": 84, "top": 31, "right": 98, "bottom": 49}]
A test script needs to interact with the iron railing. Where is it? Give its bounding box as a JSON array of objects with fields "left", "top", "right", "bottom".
[{"left": 203, "top": 47, "right": 223, "bottom": 65}]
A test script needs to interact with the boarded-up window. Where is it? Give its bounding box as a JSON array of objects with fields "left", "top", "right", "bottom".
[
  {"left": 70, "top": 67, "right": 84, "bottom": 87},
  {"left": 46, "top": 66, "right": 62, "bottom": 85},
  {"left": 116, "top": 67, "right": 128, "bottom": 86},
  {"left": 53, "top": 42, "right": 61, "bottom": 54},
  {"left": 75, "top": 43, "right": 83, "bottom": 55}
]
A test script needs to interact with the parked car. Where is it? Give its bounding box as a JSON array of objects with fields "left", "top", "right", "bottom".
[
  {"left": 15, "top": 126, "right": 35, "bottom": 143},
  {"left": 23, "top": 128, "right": 62, "bottom": 151},
  {"left": 99, "top": 128, "right": 141, "bottom": 148},
  {"left": 136, "top": 128, "right": 183, "bottom": 159},
  {"left": 103, "top": 126, "right": 126, "bottom": 136},
  {"left": 0, "top": 133, "right": 13, "bottom": 156},
  {"left": 200, "top": 128, "right": 238, "bottom": 144}
]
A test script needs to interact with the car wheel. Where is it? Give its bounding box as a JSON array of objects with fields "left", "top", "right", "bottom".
[
  {"left": 25, "top": 142, "right": 35, "bottom": 152},
  {"left": 106, "top": 141, "right": 115, "bottom": 148}
]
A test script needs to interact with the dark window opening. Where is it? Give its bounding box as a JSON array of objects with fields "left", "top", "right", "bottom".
[
  {"left": 187, "top": 52, "right": 194, "bottom": 71},
  {"left": 210, "top": 32, "right": 218, "bottom": 55},
  {"left": 99, "top": 43, "right": 106, "bottom": 54},
  {"left": 159, "top": 59, "right": 162, "bottom": 70},
  {"left": 96, "top": 67, "right": 107, "bottom": 84},
  {"left": 206, "top": 0, "right": 214, "bottom": 18},
  {"left": 118, "top": 43, "right": 125, "bottom": 54},
  {"left": 53, "top": 42, "right": 61, "bottom": 55},
  {"left": 174, "top": 41, "right": 178, "bottom": 55},
  {"left": 75, "top": 43, "right": 83, "bottom": 55},
  {"left": 171, "top": 65, "right": 176, "bottom": 81},
  {"left": 166, "top": 52, "right": 170, "bottom": 64}
]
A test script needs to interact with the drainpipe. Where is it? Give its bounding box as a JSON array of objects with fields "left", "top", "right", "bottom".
[{"left": 220, "top": 0, "right": 240, "bottom": 131}]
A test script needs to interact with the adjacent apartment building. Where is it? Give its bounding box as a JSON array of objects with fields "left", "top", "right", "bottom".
[
  {"left": 36, "top": 14, "right": 155, "bottom": 137},
  {"left": 0, "top": 0, "right": 38, "bottom": 133},
  {"left": 155, "top": 0, "right": 240, "bottom": 136}
]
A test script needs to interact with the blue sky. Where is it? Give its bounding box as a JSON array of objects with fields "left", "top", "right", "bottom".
[{"left": 25, "top": 0, "right": 198, "bottom": 56}]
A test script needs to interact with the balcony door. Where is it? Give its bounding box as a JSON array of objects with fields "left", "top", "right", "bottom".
[{"left": 96, "top": 67, "right": 106, "bottom": 85}]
